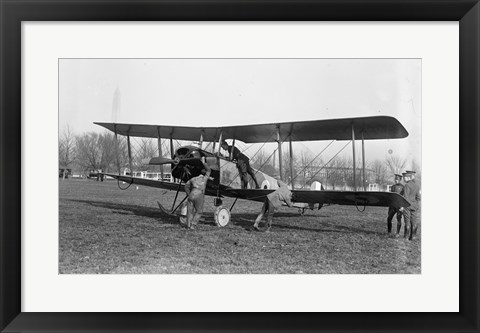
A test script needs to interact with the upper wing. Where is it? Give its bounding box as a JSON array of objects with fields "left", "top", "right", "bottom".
[
  {"left": 223, "top": 116, "right": 408, "bottom": 143},
  {"left": 222, "top": 188, "right": 410, "bottom": 209},
  {"left": 94, "top": 116, "right": 408, "bottom": 143}
]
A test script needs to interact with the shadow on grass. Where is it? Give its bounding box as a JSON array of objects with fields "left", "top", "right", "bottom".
[
  {"left": 67, "top": 199, "right": 180, "bottom": 225},
  {"left": 67, "top": 199, "right": 380, "bottom": 235},
  {"left": 231, "top": 213, "right": 380, "bottom": 235}
]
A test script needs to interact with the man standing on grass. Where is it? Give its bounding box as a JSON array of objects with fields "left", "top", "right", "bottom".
[
  {"left": 387, "top": 173, "right": 404, "bottom": 236},
  {"left": 399, "top": 171, "right": 421, "bottom": 240},
  {"left": 253, "top": 180, "right": 293, "bottom": 232},
  {"left": 184, "top": 157, "right": 211, "bottom": 230}
]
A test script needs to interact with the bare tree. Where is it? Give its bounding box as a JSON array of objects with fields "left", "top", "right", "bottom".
[
  {"left": 370, "top": 159, "right": 388, "bottom": 188},
  {"left": 251, "top": 149, "right": 269, "bottom": 169},
  {"left": 134, "top": 138, "right": 157, "bottom": 171},
  {"left": 59, "top": 125, "right": 76, "bottom": 179},
  {"left": 98, "top": 132, "right": 123, "bottom": 172},
  {"left": 75, "top": 131, "right": 127, "bottom": 174},
  {"left": 328, "top": 156, "right": 347, "bottom": 190},
  {"left": 385, "top": 154, "right": 408, "bottom": 176},
  {"left": 296, "top": 150, "right": 316, "bottom": 188},
  {"left": 281, "top": 147, "right": 298, "bottom": 186},
  {"left": 343, "top": 157, "right": 357, "bottom": 190},
  {"left": 251, "top": 149, "right": 277, "bottom": 178},
  {"left": 75, "top": 132, "right": 102, "bottom": 172}
]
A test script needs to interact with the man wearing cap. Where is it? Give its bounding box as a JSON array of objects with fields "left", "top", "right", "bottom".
[
  {"left": 253, "top": 180, "right": 293, "bottom": 232},
  {"left": 387, "top": 174, "right": 404, "bottom": 236},
  {"left": 400, "top": 171, "right": 421, "bottom": 240},
  {"left": 221, "top": 141, "right": 260, "bottom": 189},
  {"left": 184, "top": 157, "right": 212, "bottom": 229}
]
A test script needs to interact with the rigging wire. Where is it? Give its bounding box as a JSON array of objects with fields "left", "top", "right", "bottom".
[
  {"left": 220, "top": 130, "right": 276, "bottom": 187},
  {"left": 241, "top": 131, "right": 276, "bottom": 162},
  {"left": 252, "top": 148, "right": 278, "bottom": 177},
  {"left": 289, "top": 140, "right": 336, "bottom": 185},
  {"left": 224, "top": 131, "right": 287, "bottom": 188},
  {"left": 304, "top": 141, "right": 351, "bottom": 184}
]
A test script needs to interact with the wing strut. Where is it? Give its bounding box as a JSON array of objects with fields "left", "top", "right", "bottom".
[
  {"left": 351, "top": 123, "right": 356, "bottom": 191},
  {"left": 199, "top": 129, "right": 204, "bottom": 149},
  {"left": 169, "top": 132, "right": 174, "bottom": 159},
  {"left": 217, "top": 130, "right": 223, "bottom": 154},
  {"left": 114, "top": 124, "right": 121, "bottom": 174},
  {"left": 157, "top": 127, "right": 164, "bottom": 180},
  {"left": 361, "top": 130, "right": 366, "bottom": 191},
  {"left": 276, "top": 125, "right": 283, "bottom": 181},
  {"left": 289, "top": 124, "right": 294, "bottom": 189},
  {"left": 127, "top": 133, "right": 133, "bottom": 176},
  {"left": 212, "top": 129, "right": 218, "bottom": 152}
]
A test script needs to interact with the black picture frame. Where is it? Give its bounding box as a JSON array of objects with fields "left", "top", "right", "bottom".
[{"left": 1, "top": 0, "right": 478, "bottom": 332}]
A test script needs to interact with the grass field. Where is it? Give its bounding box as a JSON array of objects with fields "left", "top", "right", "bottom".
[{"left": 59, "top": 179, "right": 421, "bottom": 274}]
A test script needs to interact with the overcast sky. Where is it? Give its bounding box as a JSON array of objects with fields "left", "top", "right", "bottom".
[{"left": 59, "top": 58, "right": 421, "bottom": 167}]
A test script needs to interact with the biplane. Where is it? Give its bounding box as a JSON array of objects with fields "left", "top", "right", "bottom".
[{"left": 94, "top": 116, "right": 410, "bottom": 227}]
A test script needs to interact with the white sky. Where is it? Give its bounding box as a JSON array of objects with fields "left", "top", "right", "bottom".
[{"left": 59, "top": 58, "right": 421, "bottom": 166}]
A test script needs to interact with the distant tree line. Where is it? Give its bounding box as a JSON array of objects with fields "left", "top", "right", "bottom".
[{"left": 59, "top": 127, "right": 173, "bottom": 177}]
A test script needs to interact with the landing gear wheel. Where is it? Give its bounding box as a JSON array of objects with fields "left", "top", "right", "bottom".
[{"left": 214, "top": 206, "right": 231, "bottom": 227}]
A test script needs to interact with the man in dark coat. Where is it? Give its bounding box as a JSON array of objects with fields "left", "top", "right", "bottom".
[
  {"left": 400, "top": 171, "right": 421, "bottom": 240},
  {"left": 221, "top": 141, "right": 260, "bottom": 189},
  {"left": 387, "top": 174, "right": 404, "bottom": 236}
]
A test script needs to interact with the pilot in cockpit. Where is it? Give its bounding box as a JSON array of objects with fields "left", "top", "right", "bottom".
[{"left": 221, "top": 141, "right": 260, "bottom": 189}]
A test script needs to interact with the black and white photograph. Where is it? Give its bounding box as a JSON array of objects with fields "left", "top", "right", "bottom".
[
  {"left": 59, "top": 58, "right": 421, "bottom": 274},
  {"left": 2, "top": 0, "right": 476, "bottom": 328}
]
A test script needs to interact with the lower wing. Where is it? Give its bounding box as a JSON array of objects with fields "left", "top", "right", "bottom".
[
  {"left": 105, "top": 174, "right": 410, "bottom": 209},
  {"left": 223, "top": 188, "right": 410, "bottom": 209},
  {"left": 104, "top": 173, "right": 181, "bottom": 191},
  {"left": 103, "top": 173, "right": 219, "bottom": 197},
  {"left": 292, "top": 190, "right": 410, "bottom": 209}
]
